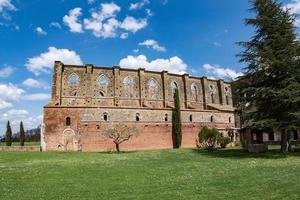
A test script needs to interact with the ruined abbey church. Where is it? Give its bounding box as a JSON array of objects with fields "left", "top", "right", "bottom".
[{"left": 41, "top": 61, "right": 237, "bottom": 151}]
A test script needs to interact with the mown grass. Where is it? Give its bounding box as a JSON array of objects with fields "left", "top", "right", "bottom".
[
  {"left": 0, "top": 141, "right": 40, "bottom": 146},
  {"left": 0, "top": 147, "right": 299, "bottom": 200}
]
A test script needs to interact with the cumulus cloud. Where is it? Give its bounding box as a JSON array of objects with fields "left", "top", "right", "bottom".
[
  {"left": 35, "top": 27, "right": 47, "bottom": 35},
  {"left": 0, "top": 65, "right": 13, "bottom": 77},
  {"left": 0, "top": 83, "right": 24, "bottom": 110},
  {"left": 129, "top": 0, "right": 150, "bottom": 10},
  {"left": 0, "top": 0, "right": 16, "bottom": 12},
  {"left": 63, "top": 7, "right": 83, "bottom": 33},
  {"left": 50, "top": 22, "right": 61, "bottom": 29},
  {"left": 25, "top": 46, "right": 83, "bottom": 75},
  {"left": 64, "top": 3, "right": 148, "bottom": 38},
  {"left": 119, "top": 55, "right": 187, "bottom": 74},
  {"left": 0, "top": 83, "right": 25, "bottom": 102},
  {"left": 83, "top": 3, "right": 121, "bottom": 38},
  {"left": 0, "top": 109, "right": 42, "bottom": 132},
  {"left": 139, "top": 39, "right": 166, "bottom": 52},
  {"left": 23, "top": 93, "right": 51, "bottom": 101},
  {"left": 203, "top": 64, "right": 243, "bottom": 81},
  {"left": 0, "top": 100, "right": 12, "bottom": 109},
  {"left": 23, "top": 78, "right": 48, "bottom": 89},
  {"left": 120, "top": 16, "right": 147, "bottom": 33}
]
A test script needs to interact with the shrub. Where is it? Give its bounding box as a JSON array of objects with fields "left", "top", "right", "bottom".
[
  {"left": 198, "top": 126, "right": 220, "bottom": 151},
  {"left": 218, "top": 136, "right": 231, "bottom": 148}
]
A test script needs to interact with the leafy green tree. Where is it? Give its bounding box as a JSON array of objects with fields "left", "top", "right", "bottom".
[
  {"left": 172, "top": 88, "right": 182, "bottom": 148},
  {"left": 5, "top": 121, "right": 12, "bottom": 146},
  {"left": 237, "top": 0, "right": 300, "bottom": 153},
  {"left": 19, "top": 121, "right": 25, "bottom": 146}
]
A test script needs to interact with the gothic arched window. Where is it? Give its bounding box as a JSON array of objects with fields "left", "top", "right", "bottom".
[
  {"left": 210, "top": 115, "right": 214, "bottom": 123},
  {"left": 191, "top": 83, "right": 198, "bottom": 102},
  {"left": 171, "top": 81, "right": 178, "bottom": 90},
  {"left": 98, "top": 74, "right": 109, "bottom": 85},
  {"left": 123, "top": 76, "right": 134, "bottom": 86},
  {"left": 211, "top": 93, "right": 215, "bottom": 104},
  {"left": 123, "top": 76, "right": 135, "bottom": 97},
  {"left": 68, "top": 74, "right": 79, "bottom": 84},
  {"left": 226, "top": 96, "right": 229, "bottom": 105},
  {"left": 148, "top": 78, "right": 159, "bottom": 99}
]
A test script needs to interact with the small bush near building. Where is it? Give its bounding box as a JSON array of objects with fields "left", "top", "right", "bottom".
[
  {"left": 218, "top": 136, "right": 231, "bottom": 148},
  {"left": 198, "top": 126, "right": 220, "bottom": 151}
]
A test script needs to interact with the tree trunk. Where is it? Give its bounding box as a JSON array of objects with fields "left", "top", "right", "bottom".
[
  {"left": 115, "top": 143, "right": 120, "bottom": 153},
  {"left": 281, "top": 129, "right": 292, "bottom": 153}
]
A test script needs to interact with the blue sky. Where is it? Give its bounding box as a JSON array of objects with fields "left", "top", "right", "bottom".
[{"left": 0, "top": 0, "right": 299, "bottom": 135}]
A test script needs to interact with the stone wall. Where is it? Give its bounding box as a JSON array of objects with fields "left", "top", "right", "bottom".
[
  {"left": 0, "top": 146, "right": 40, "bottom": 152},
  {"left": 43, "top": 61, "right": 237, "bottom": 152}
]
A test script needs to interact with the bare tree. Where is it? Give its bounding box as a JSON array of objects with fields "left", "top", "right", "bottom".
[{"left": 102, "top": 124, "right": 139, "bottom": 153}]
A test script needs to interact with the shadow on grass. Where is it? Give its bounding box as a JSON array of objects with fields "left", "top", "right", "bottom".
[{"left": 192, "top": 147, "right": 300, "bottom": 159}]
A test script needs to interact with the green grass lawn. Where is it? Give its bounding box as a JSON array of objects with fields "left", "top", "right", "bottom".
[
  {"left": 0, "top": 141, "right": 40, "bottom": 146},
  {"left": 0, "top": 147, "right": 299, "bottom": 200}
]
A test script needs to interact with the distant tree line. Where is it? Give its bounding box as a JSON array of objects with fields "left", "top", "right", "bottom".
[{"left": 0, "top": 121, "right": 41, "bottom": 146}]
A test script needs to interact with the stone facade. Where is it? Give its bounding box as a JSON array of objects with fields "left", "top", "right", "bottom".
[{"left": 42, "top": 61, "right": 237, "bottom": 152}]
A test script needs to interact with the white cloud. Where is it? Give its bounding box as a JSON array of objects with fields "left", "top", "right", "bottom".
[
  {"left": 0, "top": 109, "right": 42, "bottom": 132},
  {"left": 133, "top": 49, "right": 139, "bottom": 53},
  {"left": 145, "top": 9, "right": 154, "bottom": 17},
  {"left": 25, "top": 46, "right": 83, "bottom": 75},
  {"left": 0, "top": 0, "right": 16, "bottom": 12},
  {"left": 22, "top": 78, "right": 48, "bottom": 89},
  {"left": 63, "top": 7, "right": 83, "bottom": 33},
  {"left": 129, "top": 0, "right": 150, "bottom": 10},
  {"left": 203, "top": 64, "right": 243, "bottom": 81},
  {"left": 87, "top": 0, "right": 95, "bottom": 4},
  {"left": 50, "top": 22, "right": 61, "bottom": 29},
  {"left": 120, "top": 32, "right": 128, "bottom": 39},
  {"left": 83, "top": 3, "right": 121, "bottom": 38},
  {"left": 23, "top": 93, "right": 51, "bottom": 101},
  {"left": 120, "top": 16, "right": 147, "bottom": 33},
  {"left": 0, "top": 65, "right": 13, "bottom": 77},
  {"left": 284, "top": 0, "right": 300, "bottom": 27},
  {"left": 119, "top": 55, "right": 187, "bottom": 74},
  {"left": 0, "top": 100, "right": 12, "bottom": 110},
  {"left": 139, "top": 39, "right": 166, "bottom": 52},
  {"left": 0, "top": 83, "right": 24, "bottom": 102},
  {"left": 285, "top": 0, "right": 300, "bottom": 14},
  {"left": 35, "top": 27, "right": 47, "bottom": 35}
]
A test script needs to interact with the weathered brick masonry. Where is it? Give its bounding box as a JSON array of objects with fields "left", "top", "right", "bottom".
[{"left": 42, "top": 61, "right": 236, "bottom": 152}]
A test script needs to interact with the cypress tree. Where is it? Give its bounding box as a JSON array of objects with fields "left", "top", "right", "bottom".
[
  {"left": 5, "top": 121, "right": 12, "bottom": 146},
  {"left": 19, "top": 121, "right": 25, "bottom": 146},
  {"left": 237, "top": 0, "right": 300, "bottom": 153},
  {"left": 172, "top": 88, "right": 182, "bottom": 148}
]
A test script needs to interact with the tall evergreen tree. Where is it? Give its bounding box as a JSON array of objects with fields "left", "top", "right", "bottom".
[
  {"left": 19, "top": 121, "right": 25, "bottom": 146},
  {"left": 172, "top": 88, "right": 182, "bottom": 148},
  {"left": 5, "top": 121, "right": 12, "bottom": 146},
  {"left": 237, "top": 0, "right": 300, "bottom": 152}
]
